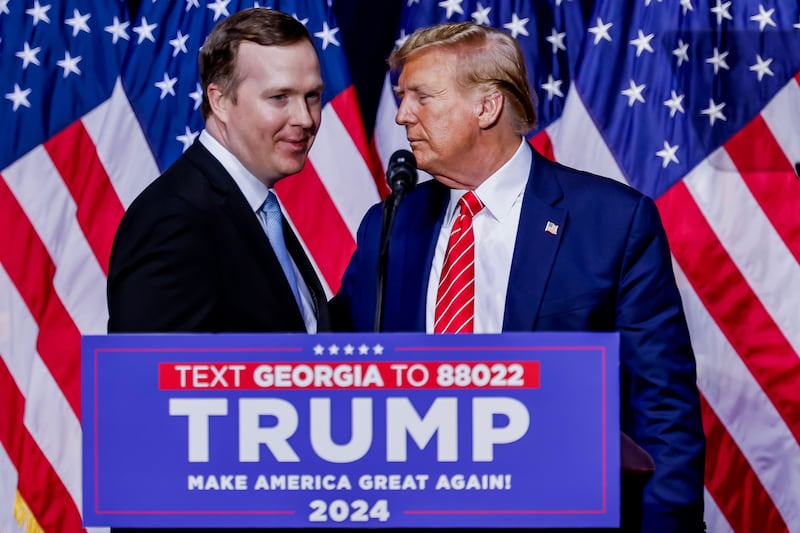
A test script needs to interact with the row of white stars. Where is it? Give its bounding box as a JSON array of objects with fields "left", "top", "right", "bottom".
[
  {"left": 588, "top": 3, "right": 794, "bottom": 47},
  {"left": 541, "top": 50, "right": 772, "bottom": 104},
  {"left": 651, "top": 97, "right": 724, "bottom": 169},
  {"left": 533, "top": 2, "right": 790, "bottom": 172},
  {"left": 313, "top": 343, "right": 385, "bottom": 356},
  {"left": 118, "top": 14, "right": 339, "bottom": 50},
  {"left": 0, "top": 0, "right": 285, "bottom": 28},
  {"left": 6, "top": 0, "right": 800, "bottom": 46},
  {"left": 620, "top": 90, "right": 725, "bottom": 169},
  {"left": 4, "top": 8, "right": 341, "bottom": 113},
  {"left": 395, "top": 2, "right": 531, "bottom": 47},
  {"left": 541, "top": 48, "right": 775, "bottom": 103},
  {"left": 403, "top": 0, "right": 798, "bottom": 106},
  {"left": 399, "top": 0, "right": 800, "bottom": 49},
  {"left": 621, "top": 47, "right": 766, "bottom": 112},
  {"left": 12, "top": 2, "right": 93, "bottom": 35},
  {"left": 2, "top": 2, "right": 339, "bottom": 48}
]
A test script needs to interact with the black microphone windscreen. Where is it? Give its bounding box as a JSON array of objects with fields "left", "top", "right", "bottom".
[{"left": 387, "top": 149, "right": 418, "bottom": 196}]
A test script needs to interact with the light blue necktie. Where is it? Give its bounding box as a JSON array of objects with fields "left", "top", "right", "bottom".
[{"left": 261, "top": 192, "right": 303, "bottom": 310}]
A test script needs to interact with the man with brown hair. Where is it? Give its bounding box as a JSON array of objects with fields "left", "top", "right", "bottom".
[{"left": 108, "top": 8, "right": 330, "bottom": 336}]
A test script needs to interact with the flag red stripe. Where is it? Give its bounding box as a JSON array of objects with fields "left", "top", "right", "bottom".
[
  {"left": 700, "top": 393, "right": 788, "bottom": 532},
  {"left": 276, "top": 161, "right": 356, "bottom": 293},
  {"left": 0, "top": 359, "right": 85, "bottom": 532},
  {"left": 329, "top": 87, "right": 387, "bottom": 196},
  {"left": 724, "top": 114, "right": 800, "bottom": 262},
  {"left": 657, "top": 182, "right": 800, "bottom": 441},
  {"left": 368, "top": 136, "right": 391, "bottom": 199},
  {"left": 0, "top": 177, "right": 81, "bottom": 418},
  {"left": 530, "top": 130, "right": 556, "bottom": 161},
  {"left": 43, "top": 120, "right": 126, "bottom": 275}
]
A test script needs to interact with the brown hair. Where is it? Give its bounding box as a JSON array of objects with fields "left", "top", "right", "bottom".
[
  {"left": 389, "top": 22, "right": 537, "bottom": 135},
  {"left": 199, "top": 8, "right": 314, "bottom": 119}
]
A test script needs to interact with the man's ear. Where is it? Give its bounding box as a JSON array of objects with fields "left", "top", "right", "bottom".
[
  {"left": 477, "top": 90, "right": 504, "bottom": 129},
  {"left": 207, "top": 82, "right": 229, "bottom": 120}
]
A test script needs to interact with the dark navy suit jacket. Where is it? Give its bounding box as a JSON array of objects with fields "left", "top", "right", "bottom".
[{"left": 332, "top": 147, "right": 705, "bottom": 532}]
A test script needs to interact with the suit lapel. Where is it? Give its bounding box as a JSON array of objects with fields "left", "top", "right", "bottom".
[
  {"left": 185, "top": 140, "right": 307, "bottom": 325},
  {"left": 284, "top": 223, "right": 331, "bottom": 330},
  {"left": 390, "top": 182, "right": 449, "bottom": 330},
  {"left": 503, "top": 150, "right": 566, "bottom": 331}
]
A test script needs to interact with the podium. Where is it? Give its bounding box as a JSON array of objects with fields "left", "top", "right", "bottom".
[{"left": 82, "top": 332, "right": 621, "bottom": 529}]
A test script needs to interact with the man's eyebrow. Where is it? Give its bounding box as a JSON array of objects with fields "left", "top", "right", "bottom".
[
  {"left": 393, "top": 82, "right": 423, "bottom": 96},
  {"left": 263, "top": 82, "right": 325, "bottom": 95}
]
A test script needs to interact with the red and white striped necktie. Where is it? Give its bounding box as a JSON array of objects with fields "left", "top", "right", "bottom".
[{"left": 434, "top": 191, "right": 484, "bottom": 333}]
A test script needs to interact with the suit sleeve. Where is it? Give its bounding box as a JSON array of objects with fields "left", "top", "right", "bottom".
[
  {"left": 617, "top": 195, "right": 706, "bottom": 532},
  {"left": 329, "top": 201, "right": 383, "bottom": 332},
  {"left": 107, "top": 200, "right": 218, "bottom": 333}
]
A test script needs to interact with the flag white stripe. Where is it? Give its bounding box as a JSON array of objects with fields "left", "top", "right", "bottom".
[
  {"left": 683, "top": 151, "right": 800, "bottom": 356},
  {"left": 760, "top": 77, "right": 800, "bottom": 165},
  {"left": 2, "top": 148, "right": 108, "bottom": 335},
  {"left": 703, "top": 488, "right": 735, "bottom": 533},
  {"left": 0, "top": 264, "right": 84, "bottom": 513},
  {"left": 0, "top": 442, "right": 21, "bottom": 533},
  {"left": 673, "top": 261, "right": 800, "bottom": 529},
  {"left": 4, "top": 149, "right": 103, "bottom": 331},
  {"left": 547, "top": 90, "right": 630, "bottom": 186},
  {"left": 309, "top": 104, "right": 381, "bottom": 237},
  {"left": 84, "top": 80, "right": 161, "bottom": 210}
]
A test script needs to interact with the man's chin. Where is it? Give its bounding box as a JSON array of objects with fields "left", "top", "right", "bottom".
[{"left": 283, "top": 158, "right": 309, "bottom": 177}]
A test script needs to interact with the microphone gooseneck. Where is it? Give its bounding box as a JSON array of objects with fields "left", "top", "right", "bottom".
[{"left": 375, "top": 149, "right": 419, "bottom": 332}]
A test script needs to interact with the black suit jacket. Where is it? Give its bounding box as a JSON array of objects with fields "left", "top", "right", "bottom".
[{"left": 107, "top": 138, "right": 330, "bottom": 334}]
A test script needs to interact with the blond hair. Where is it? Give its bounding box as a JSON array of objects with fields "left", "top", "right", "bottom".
[{"left": 389, "top": 22, "right": 537, "bottom": 135}]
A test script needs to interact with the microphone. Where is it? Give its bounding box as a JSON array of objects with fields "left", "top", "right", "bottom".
[
  {"left": 375, "top": 150, "right": 418, "bottom": 332},
  {"left": 386, "top": 149, "right": 418, "bottom": 199}
]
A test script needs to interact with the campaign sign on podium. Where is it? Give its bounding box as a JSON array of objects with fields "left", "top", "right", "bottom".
[{"left": 82, "top": 332, "right": 619, "bottom": 528}]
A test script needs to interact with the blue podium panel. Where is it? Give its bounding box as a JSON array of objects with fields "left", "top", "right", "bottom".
[{"left": 81, "top": 332, "right": 619, "bottom": 528}]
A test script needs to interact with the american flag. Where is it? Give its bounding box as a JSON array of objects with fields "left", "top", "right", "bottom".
[
  {"left": 373, "top": 1, "right": 800, "bottom": 532},
  {"left": 0, "top": 0, "right": 380, "bottom": 531}
]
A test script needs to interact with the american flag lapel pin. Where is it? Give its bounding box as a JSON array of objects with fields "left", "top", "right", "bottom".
[{"left": 545, "top": 221, "right": 559, "bottom": 235}]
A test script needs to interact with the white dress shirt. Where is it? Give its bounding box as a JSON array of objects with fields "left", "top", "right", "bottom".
[
  {"left": 426, "top": 138, "right": 531, "bottom": 334},
  {"left": 199, "top": 130, "right": 318, "bottom": 333}
]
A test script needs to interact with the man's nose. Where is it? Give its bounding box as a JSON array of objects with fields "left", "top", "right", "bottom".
[
  {"left": 395, "top": 98, "right": 413, "bottom": 126},
  {"left": 291, "top": 98, "right": 315, "bottom": 127}
]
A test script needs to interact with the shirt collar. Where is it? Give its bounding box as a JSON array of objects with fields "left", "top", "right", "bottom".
[
  {"left": 448, "top": 137, "right": 531, "bottom": 220},
  {"left": 199, "top": 129, "right": 270, "bottom": 213}
]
